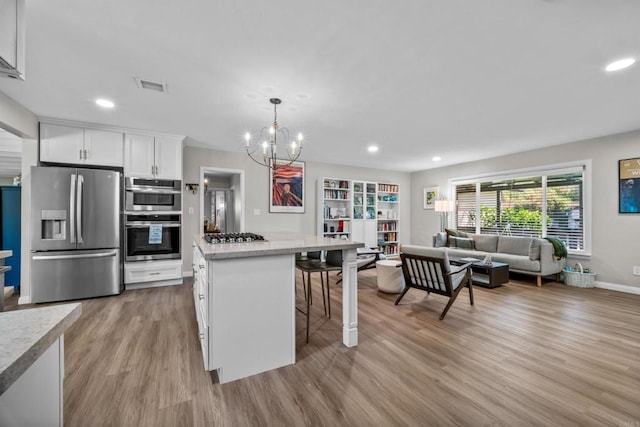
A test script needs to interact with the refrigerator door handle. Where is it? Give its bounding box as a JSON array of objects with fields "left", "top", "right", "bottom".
[
  {"left": 70, "top": 174, "right": 76, "bottom": 244},
  {"left": 33, "top": 250, "right": 118, "bottom": 261},
  {"left": 77, "top": 174, "right": 84, "bottom": 244}
]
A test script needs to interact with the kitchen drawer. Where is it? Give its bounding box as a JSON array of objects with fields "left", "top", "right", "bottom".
[{"left": 124, "top": 260, "right": 182, "bottom": 284}]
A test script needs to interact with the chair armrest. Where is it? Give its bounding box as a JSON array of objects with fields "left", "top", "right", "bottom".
[{"left": 448, "top": 262, "right": 471, "bottom": 275}]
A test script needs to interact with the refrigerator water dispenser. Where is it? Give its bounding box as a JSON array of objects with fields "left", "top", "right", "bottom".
[{"left": 41, "top": 210, "right": 66, "bottom": 240}]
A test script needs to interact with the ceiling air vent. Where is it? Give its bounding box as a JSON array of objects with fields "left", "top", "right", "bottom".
[{"left": 134, "top": 77, "right": 168, "bottom": 93}]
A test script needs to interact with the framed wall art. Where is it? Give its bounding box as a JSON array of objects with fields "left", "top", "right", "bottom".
[
  {"left": 270, "top": 160, "right": 305, "bottom": 213},
  {"left": 619, "top": 157, "right": 640, "bottom": 213},
  {"left": 423, "top": 186, "right": 438, "bottom": 210}
]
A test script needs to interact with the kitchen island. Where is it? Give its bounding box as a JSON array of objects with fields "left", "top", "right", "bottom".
[
  {"left": 0, "top": 303, "right": 82, "bottom": 426},
  {"left": 192, "top": 233, "right": 363, "bottom": 384}
]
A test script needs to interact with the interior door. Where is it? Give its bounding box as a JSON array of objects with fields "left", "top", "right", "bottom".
[{"left": 76, "top": 169, "right": 120, "bottom": 250}]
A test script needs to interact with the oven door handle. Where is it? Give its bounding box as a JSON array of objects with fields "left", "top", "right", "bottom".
[
  {"left": 125, "top": 188, "right": 181, "bottom": 194},
  {"left": 125, "top": 224, "right": 181, "bottom": 228}
]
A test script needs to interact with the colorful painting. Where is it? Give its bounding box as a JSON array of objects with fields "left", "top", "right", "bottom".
[
  {"left": 270, "top": 160, "right": 305, "bottom": 213},
  {"left": 423, "top": 186, "right": 438, "bottom": 209},
  {"left": 619, "top": 157, "right": 640, "bottom": 213}
]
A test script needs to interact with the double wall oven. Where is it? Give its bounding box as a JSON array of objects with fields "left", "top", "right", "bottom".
[{"left": 124, "top": 178, "right": 181, "bottom": 262}]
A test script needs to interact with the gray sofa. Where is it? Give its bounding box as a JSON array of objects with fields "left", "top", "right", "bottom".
[{"left": 433, "top": 232, "right": 566, "bottom": 287}]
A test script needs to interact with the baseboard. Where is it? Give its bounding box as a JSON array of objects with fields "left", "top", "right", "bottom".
[
  {"left": 126, "top": 278, "right": 183, "bottom": 290},
  {"left": 183, "top": 270, "right": 193, "bottom": 278},
  {"left": 594, "top": 281, "right": 640, "bottom": 295},
  {"left": 18, "top": 295, "right": 31, "bottom": 305}
]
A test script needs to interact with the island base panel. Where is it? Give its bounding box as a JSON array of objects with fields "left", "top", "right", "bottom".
[{"left": 208, "top": 254, "right": 295, "bottom": 384}]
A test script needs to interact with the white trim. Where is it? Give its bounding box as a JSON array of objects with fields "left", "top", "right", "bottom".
[
  {"left": 183, "top": 269, "right": 193, "bottom": 278},
  {"left": 18, "top": 295, "right": 30, "bottom": 305},
  {"left": 448, "top": 159, "right": 590, "bottom": 185},
  {"left": 594, "top": 281, "right": 640, "bottom": 295}
]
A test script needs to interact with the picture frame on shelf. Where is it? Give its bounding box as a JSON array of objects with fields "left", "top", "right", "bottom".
[
  {"left": 619, "top": 157, "right": 640, "bottom": 213},
  {"left": 270, "top": 160, "right": 305, "bottom": 213},
  {"left": 423, "top": 186, "right": 438, "bottom": 210}
]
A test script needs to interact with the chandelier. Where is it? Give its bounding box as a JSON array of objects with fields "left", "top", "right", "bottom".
[{"left": 244, "top": 98, "right": 304, "bottom": 169}]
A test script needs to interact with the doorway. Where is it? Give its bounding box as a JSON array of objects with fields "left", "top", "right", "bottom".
[
  {"left": 0, "top": 127, "right": 23, "bottom": 302},
  {"left": 200, "top": 167, "right": 245, "bottom": 234}
]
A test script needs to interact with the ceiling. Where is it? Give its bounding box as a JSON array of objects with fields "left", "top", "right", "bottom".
[{"left": 1, "top": 0, "right": 639, "bottom": 172}]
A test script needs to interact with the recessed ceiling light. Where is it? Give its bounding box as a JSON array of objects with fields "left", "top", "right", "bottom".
[
  {"left": 605, "top": 58, "right": 636, "bottom": 72},
  {"left": 432, "top": 156, "right": 442, "bottom": 162},
  {"left": 368, "top": 145, "right": 379, "bottom": 153},
  {"left": 95, "top": 98, "right": 115, "bottom": 108}
]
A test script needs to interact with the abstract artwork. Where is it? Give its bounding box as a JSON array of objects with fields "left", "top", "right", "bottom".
[{"left": 270, "top": 160, "right": 305, "bottom": 213}]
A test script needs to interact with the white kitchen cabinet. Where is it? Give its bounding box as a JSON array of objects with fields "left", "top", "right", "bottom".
[
  {"left": 0, "top": 337, "right": 63, "bottom": 427},
  {"left": 40, "top": 123, "right": 124, "bottom": 167},
  {"left": 124, "top": 259, "right": 183, "bottom": 286},
  {"left": 125, "top": 134, "right": 182, "bottom": 179}
]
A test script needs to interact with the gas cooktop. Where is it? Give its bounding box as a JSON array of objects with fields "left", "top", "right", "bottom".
[{"left": 203, "top": 233, "right": 266, "bottom": 244}]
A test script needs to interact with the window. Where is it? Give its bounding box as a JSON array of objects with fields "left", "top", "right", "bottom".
[{"left": 452, "top": 164, "right": 588, "bottom": 255}]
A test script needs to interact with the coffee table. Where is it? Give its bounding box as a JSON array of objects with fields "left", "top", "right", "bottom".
[{"left": 451, "top": 259, "right": 509, "bottom": 288}]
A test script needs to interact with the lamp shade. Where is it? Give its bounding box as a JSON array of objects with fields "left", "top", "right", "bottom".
[{"left": 434, "top": 199, "right": 455, "bottom": 212}]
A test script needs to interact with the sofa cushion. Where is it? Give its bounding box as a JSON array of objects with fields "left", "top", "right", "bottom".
[
  {"left": 446, "top": 248, "right": 489, "bottom": 260},
  {"left": 471, "top": 234, "right": 499, "bottom": 252},
  {"left": 491, "top": 253, "right": 541, "bottom": 272},
  {"left": 497, "top": 236, "right": 533, "bottom": 256},
  {"left": 449, "top": 236, "right": 475, "bottom": 249}
]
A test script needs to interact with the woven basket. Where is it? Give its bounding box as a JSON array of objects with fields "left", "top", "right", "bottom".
[{"left": 564, "top": 263, "right": 596, "bottom": 288}]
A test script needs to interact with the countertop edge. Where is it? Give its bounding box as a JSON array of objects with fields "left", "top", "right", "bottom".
[
  {"left": 193, "top": 234, "right": 364, "bottom": 260},
  {"left": 0, "top": 303, "right": 82, "bottom": 395}
]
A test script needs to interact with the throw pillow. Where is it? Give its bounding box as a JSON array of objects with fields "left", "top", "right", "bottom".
[
  {"left": 445, "top": 228, "right": 470, "bottom": 238},
  {"left": 450, "top": 236, "right": 475, "bottom": 249},
  {"left": 529, "top": 239, "right": 542, "bottom": 261}
]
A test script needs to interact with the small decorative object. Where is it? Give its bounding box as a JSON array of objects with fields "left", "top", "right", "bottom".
[
  {"left": 619, "top": 157, "right": 640, "bottom": 213},
  {"left": 269, "top": 160, "right": 304, "bottom": 213},
  {"left": 13, "top": 175, "right": 21, "bottom": 186},
  {"left": 423, "top": 186, "right": 438, "bottom": 209},
  {"left": 482, "top": 254, "right": 492, "bottom": 265},
  {"left": 185, "top": 183, "right": 199, "bottom": 194}
]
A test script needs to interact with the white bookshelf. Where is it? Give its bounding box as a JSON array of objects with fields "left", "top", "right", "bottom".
[
  {"left": 318, "top": 178, "right": 352, "bottom": 239},
  {"left": 376, "top": 183, "right": 400, "bottom": 257}
]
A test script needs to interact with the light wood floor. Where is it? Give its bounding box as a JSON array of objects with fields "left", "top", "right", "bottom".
[{"left": 6, "top": 271, "right": 640, "bottom": 426}]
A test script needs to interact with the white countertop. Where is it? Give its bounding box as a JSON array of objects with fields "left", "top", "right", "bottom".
[
  {"left": 0, "top": 250, "right": 12, "bottom": 260},
  {"left": 0, "top": 303, "right": 82, "bottom": 395},
  {"left": 194, "top": 232, "right": 364, "bottom": 260}
]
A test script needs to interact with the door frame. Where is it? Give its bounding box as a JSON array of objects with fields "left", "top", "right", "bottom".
[{"left": 199, "top": 166, "right": 245, "bottom": 233}]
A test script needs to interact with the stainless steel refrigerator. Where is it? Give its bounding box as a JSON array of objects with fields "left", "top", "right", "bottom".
[{"left": 30, "top": 166, "right": 122, "bottom": 303}]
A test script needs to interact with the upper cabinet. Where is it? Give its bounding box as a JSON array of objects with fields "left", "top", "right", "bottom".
[
  {"left": 0, "top": 0, "right": 25, "bottom": 79},
  {"left": 124, "top": 134, "right": 182, "bottom": 179},
  {"left": 40, "top": 123, "right": 123, "bottom": 167}
]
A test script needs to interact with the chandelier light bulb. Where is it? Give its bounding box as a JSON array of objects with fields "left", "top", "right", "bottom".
[{"left": 605, "top": 58, "right": 635, "bottom": 72}]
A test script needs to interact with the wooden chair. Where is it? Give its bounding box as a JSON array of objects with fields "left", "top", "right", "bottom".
[
  {"left": 395, "top": 245, "right": 474, "bottom": 320},
  {"left": 295, "top": 250, "right": 342, "bottom": 342}
]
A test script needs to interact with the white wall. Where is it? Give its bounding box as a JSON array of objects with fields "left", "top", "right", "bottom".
[
  {"left": 182, "top": 145, "right": 411, "bottom": 273},
  {"left": 0, "top": 90, "right": 38, "bottom": 304},
  {"left": 410, "top": 130, "right": 640, "bottom": 289}
]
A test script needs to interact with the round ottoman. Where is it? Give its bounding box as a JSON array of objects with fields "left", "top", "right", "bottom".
[{"left": 376, "top": 260, "right": 405, "bottom": 293}]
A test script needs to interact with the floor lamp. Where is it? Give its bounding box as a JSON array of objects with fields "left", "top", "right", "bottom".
[{"left": 434, "top": 199, "right": 455, "bottom": 232}]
